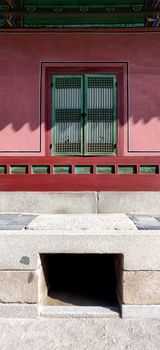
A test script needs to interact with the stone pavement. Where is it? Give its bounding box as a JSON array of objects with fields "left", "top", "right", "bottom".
[
  {"left": 0, "top": 214, "right": 36, "bottom": 230},
  {"left": 0, "top": 317, "right": 160, "bottom": 350}
]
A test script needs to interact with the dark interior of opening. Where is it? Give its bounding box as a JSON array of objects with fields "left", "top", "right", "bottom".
[{"left": 40, "top": 254, "right": 122, "bottom": 307}]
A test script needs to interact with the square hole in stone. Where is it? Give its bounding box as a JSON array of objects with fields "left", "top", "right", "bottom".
[{"left": 40, "top": 254, "right": 122, "bottom": 307}]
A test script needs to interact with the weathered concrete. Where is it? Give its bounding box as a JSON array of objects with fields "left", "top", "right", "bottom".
[
  {"left": 99, "top": 192, "right": 160, "bottom": 215},
  {"left": 0, "top": 192, "right": 97, "bottom": 214},
  {"left": 0, "top": 270, "right": 39, "bottom": 303},
  {"left": 123, "top": 271, "right": 160, "bottom": 305},
  {"left": 0, "top": 317, "right": 160, "bottom": 350},
  {"left": 0, "top": 230, "right": 160, "bottom": 271},
  {"left": 28, "top": 214, "right": 137, "bottom": 231}
]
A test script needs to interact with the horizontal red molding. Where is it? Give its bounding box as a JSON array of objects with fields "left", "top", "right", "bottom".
[
  {"left": 0, "top": 28, "right": 160, "bottom": 33},
  {"left": 0, "top": 174, "right": 159, "bottom": 191},
  {"left": 0, "top": 156, "right": 160, "bottom": 165}
]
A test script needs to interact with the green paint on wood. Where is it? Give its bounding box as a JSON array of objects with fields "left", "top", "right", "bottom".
[
  {"left": 52, "top": 74, "right": 117, "bottom": 156},
  {"left": 10, "top": 166, "right": 28, "bottom": 174},
  {"left": 0, "top": 166, "right": 6, "bottom": 174},
  {"left": 32, "top": 166, "right": 50, "bottom": 174},
  {"left": 84, "top": 74, "right": 117, "bottom": 155},
  {"left": 23, "top": 0, "right": 144, "bottom": 6},
  {"left": 140, "top": 165, "right": 159, "bottom": 174},
  {"left": 54, "top": 165, "right": 72, "bottom": 174},
  {"left": 24, "top": 13, "right": 144, "bottom": 27},
  {"left": 52, "top": 75, "right": 83, "bottom": 156},
  {"left": 96, "top": 165, "right": 115, "bottom": 174},
  {"left": 75, "top": 166, "right": 93, "bottom": 174},
  {"left": 118, "top": 165, "right": 137, "bottom": 174},
  {"left": 0, "top": 0, "right": 153, "bottom": 28}
]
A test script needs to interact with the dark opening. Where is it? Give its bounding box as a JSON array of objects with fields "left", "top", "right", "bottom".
[{"left": 40, "top": 254, "right": 122, "bottom": 307}]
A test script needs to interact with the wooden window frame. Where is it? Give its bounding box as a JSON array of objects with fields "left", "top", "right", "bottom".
[
  {"left": 52, "top": 73, "right": 117, "bottom": 156},
  {"left": 44, "top": 62, "right": 127, "bottom": 160}
]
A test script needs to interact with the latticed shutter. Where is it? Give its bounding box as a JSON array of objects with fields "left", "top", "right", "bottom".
[
  {"left": 52, "top": 74, "right": 117, "bottom": 155},
  {"left": 52, "top": 75, "right": 83, "bottom": 155},
  {"left": 84, "top": 75, "right": 117, "bottom": 155}
]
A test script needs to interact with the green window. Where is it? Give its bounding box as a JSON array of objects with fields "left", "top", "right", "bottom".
[{"left": 52, "top": 74, "right": 117, "bottom": 156}]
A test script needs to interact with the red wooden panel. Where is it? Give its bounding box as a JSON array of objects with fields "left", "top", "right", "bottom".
[{"left": 0, "top": 174, "right": 159, "bottom": 191}]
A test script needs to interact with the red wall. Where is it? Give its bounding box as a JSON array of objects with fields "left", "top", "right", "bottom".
[{"left": 0, "top": 29, "right": 160, "bottom": 157}]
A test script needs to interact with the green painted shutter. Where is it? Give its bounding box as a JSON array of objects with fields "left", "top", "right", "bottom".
[
  {"left": 52, "top": 74, "right": 117, "bottom": 156},
  {"left": 52, "top": 75, "right": 83, "bottom": 155},
  {"left": 84, "top": 75, "right": 117, "bottom": 155}
]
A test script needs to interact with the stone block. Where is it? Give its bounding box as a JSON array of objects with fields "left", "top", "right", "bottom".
[
  {"left": 0, "top": 233, "right": 41, "bottom": 270},
  {"left": 0, "top": 270, "right": 40, "bottom": 303},
  {"left": 0, "top": 304, "right": 38, "bottom": 318},
  {"left": 27, "top": 213, "right": 137, "bottom": 231},
  {"left": 40, "top": 306, "right": 119, "bottom": 318},
  {"left": 1, "top": 230, "right": 160, "bottom": 271},
  {"left": 99, "top": 192, "right": 160, "bottom": 215},
  {"left": 38, "top": 262, "right": 48, "bottom": 303},
  {"left": 0, "top": 192, "right": 97, "bottom": 214},
  {"left": 122, "top": 305, "right": 160, "bottom": 319},
  {"left": 123, "top": 271, "right": 160, "bottom": 304},
  {"left": 123, "top": 234, "right": 160, "bottom": 271}
]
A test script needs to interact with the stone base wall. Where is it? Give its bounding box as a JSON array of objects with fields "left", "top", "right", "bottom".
[
  {"left": 1, "top": 191, "right": 160, "bottom": 215},
  {"left": 1, "top": 219, "right": 160, "bottom": 318}
]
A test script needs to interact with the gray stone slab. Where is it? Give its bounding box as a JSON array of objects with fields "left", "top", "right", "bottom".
[
  {"left": 11, "top": 215, "right": 37, "bottom": 225},
  {"left": 155, "top": 217, "right": 160, "bottom": 223},
  {"left": 27, "top": 214, "right": 137, "bottom": 231},
  {"left": 99, "top": 192, "right": 160, "bottom": 215},
  {"left": 0, "top": 225, "right": 25, "bottom": 230},
  {"left": 128, "top": 214, "right": 160, "bottom": 230},
  {"left": 0, "top": 215, "right": 19, "bottom": 226},
  {"left": 0, "top": 214, "right": 36, "bottom": 230},
  {"left": 0, "top": 219, "right": 14, "bottom": 224},
  {"left": 122, "top": 305, "right": 160, "bottom": 319},
  {"left": 40, "top": 306, "right": 120, "bottom": 318},
  {"left": 0, "top": 229, "right": 160, "bottom": 271},
  {"left": 0, "top": 192, "right": 97, "bottom": 214},
  {"left": 0, "top": 214, "right": 19, "bottom": 220}
]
